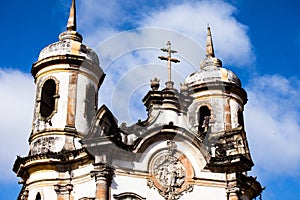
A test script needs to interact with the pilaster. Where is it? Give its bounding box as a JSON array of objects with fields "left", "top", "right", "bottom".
[
  {"left": 227, "top": 186, "right": 241, "bottom": 200},
  {"left": 91, "top": 163, "right": 114, "bottom": 200},
  {"left": 54, "top": 184, "right": 74, "bottom": 200}
]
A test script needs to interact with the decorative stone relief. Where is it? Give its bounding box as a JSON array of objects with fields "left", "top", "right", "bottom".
[
  {"left": 31, "top": 136, "right": 64, "bottom": 155},
  {"left": 148, "top": 141, "right": 193, "bottom": 200}
]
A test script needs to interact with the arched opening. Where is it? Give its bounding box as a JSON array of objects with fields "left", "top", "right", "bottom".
[
  {"left": 40, "top": 79, "right": 56, "bottom": 119},
  {"left": 84, "top": 84, "right": 96, "bottom": 124},
  {"left": 35, "top": 192, "right": 41, "bottom": 200},
  {"left": 113, "top": 192, "right": 146, "bottom": 200},
  {"left": 238, "top": 110, "right": 244, "bottom": 127},
  {"left": 198, "top": 106, "right": 211, "bottom": 134}
]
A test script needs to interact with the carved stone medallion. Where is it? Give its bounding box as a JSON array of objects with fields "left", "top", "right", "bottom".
[{"left": 148, "top": 141, "right": 193, "bottom": 200}]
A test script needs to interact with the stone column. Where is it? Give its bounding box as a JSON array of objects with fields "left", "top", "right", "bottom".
[
  {"left": 224, "top": 97, "right": 232, "bottom": 131},
  {"left": 227, "top": 187, "right": 240, "bottom": 200},
  {"left": 91, "top": 163, "right": 114, "bottom": 200},
  {"left": 65, "top": 71, "right": 78, "bottom": 131},
  {"left": 54, "top": 184, "right": 73, "bottom": 200}
]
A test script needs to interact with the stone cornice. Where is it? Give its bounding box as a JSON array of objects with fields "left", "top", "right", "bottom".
[
  {"left": 13, "top": 148, "right": 92, "bottom": 179},
  {"left": 190, "top": 81, "right": 247, "bottom": 104}
]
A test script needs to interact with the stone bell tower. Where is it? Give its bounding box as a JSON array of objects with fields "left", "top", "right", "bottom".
[
  {"left": 13, "top": 1, "right": 105, "bottom": 199},
  {"left": 185, "top": 26, "right": 247, "bottom": 139},
  {"left": 184, "top": 26, "right": 259, "bottom": 199},
  {"left": 29, "top": 0, "right": 104, "bottom": 155}
]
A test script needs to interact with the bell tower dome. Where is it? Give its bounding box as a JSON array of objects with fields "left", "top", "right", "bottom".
[
  {"left": 29, "top": 0, "right": 105, "bottom": 155},
  {"left": 185, "top": 26, "right": 247, "bottom": 137}
]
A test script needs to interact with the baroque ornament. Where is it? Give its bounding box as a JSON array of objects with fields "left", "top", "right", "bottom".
[{"left": 148, "top": 141, "right": 193, "bottom": 200}]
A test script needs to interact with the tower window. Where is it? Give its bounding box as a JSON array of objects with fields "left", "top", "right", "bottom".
[
  {"left": 84, "top": 84, "right": 96, "bottom": 124},
  {"left": 238, "top": 110, "right": 244, "bottom": 127},
  {"left": 198, "top": 105, "right": 211, "bottom": 134},
  {"left": 40, "top": 79, "right": 57, "bottom": 119},
  {"left": 35, "top": 193, "right": 41, "bottom": 200}
]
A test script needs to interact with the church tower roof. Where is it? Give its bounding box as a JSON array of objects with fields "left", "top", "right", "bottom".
[
  {"left": 32, "top": 0, "right": 100, "bottom": 77},
  {"left": 185, "top": 26, "right": 242, "bottom": 89}
]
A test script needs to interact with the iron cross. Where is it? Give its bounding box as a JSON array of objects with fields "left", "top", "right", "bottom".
[{"left": 158, "top": 41, "right": 180, "bottom": 82}]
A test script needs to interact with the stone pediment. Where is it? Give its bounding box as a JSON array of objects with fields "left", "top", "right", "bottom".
[{"left": 84, "top": 105, "right": 118, "bottom": 141}]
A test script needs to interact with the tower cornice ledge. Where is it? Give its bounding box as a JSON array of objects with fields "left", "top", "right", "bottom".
[
  {"left": 13, "top": 148, "right": 92, "bottom": 179},
  {"left": 32, "top": 54, "right": 87, "bottom": 74},
  {"left": 189, "top": 81, "right": 248, "bottom": 104}
]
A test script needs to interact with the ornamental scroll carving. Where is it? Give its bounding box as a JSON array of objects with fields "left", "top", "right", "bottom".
[{"left": 148, "top": 141, "right": 193, "bottom": 200}]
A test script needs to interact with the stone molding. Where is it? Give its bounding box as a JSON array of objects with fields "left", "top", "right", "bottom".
[{"left": 54, "top": 184, "right": 74, "bottom": 195}]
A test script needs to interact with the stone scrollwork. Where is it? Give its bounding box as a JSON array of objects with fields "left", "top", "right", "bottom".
[{"left": 148, "top": 141, "right": 193, "bottom": 200}]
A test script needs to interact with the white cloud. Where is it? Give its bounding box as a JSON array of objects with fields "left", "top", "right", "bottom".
[
  {"left": 76, "top": 0, "right": 254, "bottom": 124},
  {"left": 78, "top": 0, "right": 253, "bottom": 68},
  {"left": 139, "top": 1, "right": 253, "bottom": 67},
  {"left": 245, "top": 74, "right": 300, "bottom": 176},
  {"left": 0, "top": 69, "right": 34, "bottom": 181}
]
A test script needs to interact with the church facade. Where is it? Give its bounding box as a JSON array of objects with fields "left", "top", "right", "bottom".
[{"left": 13, "top": 0, "right": 263, "bottom": 199}]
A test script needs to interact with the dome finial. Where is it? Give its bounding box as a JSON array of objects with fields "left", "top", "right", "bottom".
[
  {"left": 59, "top": 0, "right": 82, "bottom": 42},
  {"left": 67, "top": 0, "right": 77, "bottom": 31},
  {"left": 206, "top": 25, "right": 215, "bottom": 58},
  {"left": 200, "top": 25, "right": 222, "bottom": 69}
]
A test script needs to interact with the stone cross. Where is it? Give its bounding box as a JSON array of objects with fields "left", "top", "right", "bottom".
[{"left": 158, "top": 41, "right": 180, "bottom": 84}]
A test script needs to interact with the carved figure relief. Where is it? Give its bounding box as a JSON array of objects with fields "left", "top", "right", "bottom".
[
  {"left": 153, "top": 154, "right": 186, "bottom": 192},
  {"left": 148, "top": 141, "right": 193, "bottom": 200}
]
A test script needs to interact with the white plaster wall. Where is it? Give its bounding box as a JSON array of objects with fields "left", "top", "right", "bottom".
[
  {"left": 27, "top": 169, "right": 66, "bottom": 184},
  {"left": 75, "top": 73, "right": 97, "bottom": 135},
  {"left": 111, "top": 175, "right": 163, "bottom": 200},
  {"left": 152, "top": 109, "right": 182, "bottom": 127},
  {"left": 196, "top": 171, "right": 226, "bottom": 181},
  {"left": 28, "top": 186, "right": 57, "bottom": 200},
  {"left": 112, "top": 175, "right": 227, "bottom": 200},
  {"left": 230, "top": 98, "right": 241, "bottom": 129},
  {"left": 76, "top": 73, "right": 88, "bottom": 134},
  {"left": 72, "top": 163, "right": 94, "bottom": 179},
  {"left": 72, "top": 179, "right": 96, "bottom": 200},
  {"left": 183, "top": 184, "right": 227, "bottom": 200},
  {"left": 210, "top": 97, "right": 226, "bottom": 133}
]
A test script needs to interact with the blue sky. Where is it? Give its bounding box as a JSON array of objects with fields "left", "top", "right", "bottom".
[{"left": 1, "top": 0, "right": 300, "bottom": 199}]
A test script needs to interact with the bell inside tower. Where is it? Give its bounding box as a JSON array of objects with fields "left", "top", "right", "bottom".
[{"left": 198, "top": 105, "right": 211, "bottom": 134}]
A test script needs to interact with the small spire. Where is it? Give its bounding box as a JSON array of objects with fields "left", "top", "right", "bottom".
[
  {"left": 67, "top": 0, "right": 77, "bottom": 31},
  {"left": 200, "top": 26, "right": 222, "bottom": 69},
  {"left": 59, "top": 0, "right": 82, "bottom": 42},
  {"left": 206, "top": 25, "right": 215, "bottom": 58}
]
